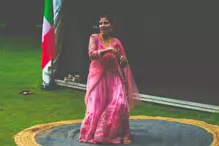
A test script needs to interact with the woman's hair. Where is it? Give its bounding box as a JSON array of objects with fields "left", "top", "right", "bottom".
[{"left": 99, "top": 14, "right": 115, "bottom": 26}]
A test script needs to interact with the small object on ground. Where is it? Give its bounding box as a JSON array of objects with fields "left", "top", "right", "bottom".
[
  {"left": 64, "top": 74, "right": 81, "bottom": 83},
  {"left": 123, "top": 140, "right": 131, "bottom": 144},
  {"left": 19, "top": 90, "right": 33, "bottom": 95},
  {"left": 68, "top": 74, "right": 74, "bottom": 79},
  {"left": 74, "top": 74, "right": 81, "bottom": 82}
]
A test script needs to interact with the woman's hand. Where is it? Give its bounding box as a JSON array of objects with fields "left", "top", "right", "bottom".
[
  {"left": 100, "top": 47, "right": 118, "bottom": 57},
  {"left": 106, "top": 47, "right": 128, "bottom": 67},
  {"left": 120, "top": 55, "right": 128, "bottom": 67},
  {"left": 108, "top": 47, "right": 120, "bottom": 55}
]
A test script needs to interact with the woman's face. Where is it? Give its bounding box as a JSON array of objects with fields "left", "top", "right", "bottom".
[{"left": 99, "top": 17, "right": 112, "bottom": 35}]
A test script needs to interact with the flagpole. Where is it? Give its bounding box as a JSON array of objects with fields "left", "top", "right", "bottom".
[{"left": 51, "top": 59, "right": 54, "bottom": 89}]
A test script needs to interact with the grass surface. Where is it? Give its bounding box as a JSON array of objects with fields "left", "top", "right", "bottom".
[{"left": 0, "top": 35, "right": 219, "bottom": 146}]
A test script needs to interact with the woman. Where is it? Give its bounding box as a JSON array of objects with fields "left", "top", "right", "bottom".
[{"left": 79, "top": 15, "right": 141, "bottom": 144}]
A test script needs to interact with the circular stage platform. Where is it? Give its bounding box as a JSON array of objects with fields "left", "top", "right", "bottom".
[{"left": 15, "top": 116, "right": 219, "bottom": 146}]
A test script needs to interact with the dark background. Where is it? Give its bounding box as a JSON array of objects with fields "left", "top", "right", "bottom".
[{"left": 1, "top": 1, "right": 218, "bottom": 105}]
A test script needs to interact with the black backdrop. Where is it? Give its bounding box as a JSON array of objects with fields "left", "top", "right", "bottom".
[{"left": 54, "top": 1, "right": 219, "bottom": 105}]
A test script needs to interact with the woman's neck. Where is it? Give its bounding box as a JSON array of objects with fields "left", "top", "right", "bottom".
[{"left": 100, "top": 33, "right": 111, "bottom": 41}]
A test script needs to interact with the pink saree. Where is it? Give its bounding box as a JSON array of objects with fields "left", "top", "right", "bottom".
[{"left": 79, "top": 34, "right": 141, "bottom": 144}]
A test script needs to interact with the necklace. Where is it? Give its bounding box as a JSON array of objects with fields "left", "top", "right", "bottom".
[{"left": 99, "top": 34, "right": 112, "bottom": 48}]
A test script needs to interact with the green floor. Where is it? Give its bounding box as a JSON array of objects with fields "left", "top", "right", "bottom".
[{"left": 0, "top": 36, "right": 219, "bottom": 146}]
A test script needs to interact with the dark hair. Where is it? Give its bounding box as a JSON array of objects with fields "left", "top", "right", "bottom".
[{"left": 99, "top": 14, "right": 115, "bottom": 25}]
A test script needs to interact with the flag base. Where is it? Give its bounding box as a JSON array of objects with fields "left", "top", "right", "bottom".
[{"left": 41, "top": 81, "right": 57, "bottom": 91}]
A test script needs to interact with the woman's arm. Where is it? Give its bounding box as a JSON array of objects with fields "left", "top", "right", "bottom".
[
  {"left": 115, "top": 40, "right": 128, "bottom": 68},
  {"left": 88, "top": 35, "right": 101, "bottom": 60},
  {"left": 99, "top": 49, "right": 112, "bottom": 57},
  {"left": 120, "top": 56, "right": 128, "bottom": 68},
  {"left": 88, "top": 35, "right": 113, "bottom": 60}
]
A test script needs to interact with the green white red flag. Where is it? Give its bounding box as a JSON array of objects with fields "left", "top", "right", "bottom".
[{"left": 42, "top": 0, "right": 56, "bottom": 87}]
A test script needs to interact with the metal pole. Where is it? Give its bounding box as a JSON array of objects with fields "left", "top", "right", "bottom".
[{"left": 51, "top": 59, "right": 54, "bottom": 89}]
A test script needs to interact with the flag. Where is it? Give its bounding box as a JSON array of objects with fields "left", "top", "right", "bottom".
[{"left": 42, "top": 0, "right": 56, "bottom": 87}]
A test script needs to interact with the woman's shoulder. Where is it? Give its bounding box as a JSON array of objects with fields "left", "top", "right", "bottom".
[
  {"left": 89, "top": 34, "right": 99, "bottom": 42},
  {"left": 112, "top": 37, "right": 122, "bottom": 45},
  {"left": 90, "top": 33, "right": 99, "bottom": 37}
]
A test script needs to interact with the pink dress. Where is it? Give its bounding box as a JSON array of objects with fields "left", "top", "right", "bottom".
[{"left": 79, "top": 34, "right": 141, "bottom": 144}]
